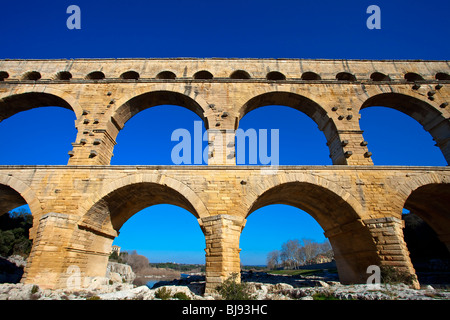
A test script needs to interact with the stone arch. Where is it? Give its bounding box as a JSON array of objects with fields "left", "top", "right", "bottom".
[
  {"left": 244, "top": 176, "right": 380, "bottom": 284},
  {"left": 0, "top": 88, "right": 83, "bottom": 122},
  {"left": 230, "top": 70, "right": 251, "bottom": 79},
  {"left": 0, "top": 174, "right": 42, "bottom": 238},
  {"left": 156, "top": 71, "right": 176, "bottom": 79},
  {"left": 0, "top": 71, "right": 10, "bottom": 81},
  {"left": 360, "top": 92, "right": 450, "bottom": 164},
  {"left": 54, "top": 71, "right": 73, "bottom": 81},
  {"left": 86, "top": 71, "right": 105, "bottom": 80},
  {"left": 79, "top": 173, "right": 210, "bottom": 236},
  {"left": 391, "top": 173, "right": 450, "bottom": 249},
  {"left": 111, "top": 87, "right": 211, "bottom": 132},
  {"left": 21, "top": 71, "right": 41, "bottom": 81},
  {"left": 120, "top": 70, "right": 140, "bottom": 80},
  {"left": 238, "top": 91, "right": 342, "bottom": 164},
  {"left": 301, "top": 71, "right": 321, "bottom": 80},
  {"left": 193, "top": 70, "right": 213, "bottom": 80},
  {"left": 245, "top": 173, "right": 365, "bottom": 227},
  {"left": 266, "top": 71, "right": 286, "bottom": 81}
]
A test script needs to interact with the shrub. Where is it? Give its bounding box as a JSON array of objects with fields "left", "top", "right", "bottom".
[
  {"left": 312, "top": 292, "right": 340, "bottom": 300},
  {"left": 173, "top": 292, "right": 191, "bottom": 300},
  {"left": 215, "top": 273, "right": 253, "bottom": 300},
  {"left": 155, "top": 287, "right": 172, "bottom": 300},
  {"left": 380, "top": 265, "right": 416, "bottom": 285}
]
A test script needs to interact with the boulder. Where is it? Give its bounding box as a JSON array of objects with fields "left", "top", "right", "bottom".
[{"left": 106, "top": 262, "right": 136, "bottom": 284}]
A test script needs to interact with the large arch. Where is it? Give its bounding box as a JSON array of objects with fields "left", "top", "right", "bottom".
[
  {"left": 73, "top": 176, "right": 209, "bottom": 285},
  {"left": 403, "top": 183, "right": 450, "bottom": 251},
  {"left": 0, "top": 89, "right": 82, "bottom": 122},
  {"left": 361, "top": 92, "right": 450, "bottom": 165},
  {"left": 111, "top": 89, "right": 210, "bottom": 131},
  {"left": 238, "top": 91, "right": 341, "bottom": 164},
  {"left": 244, "top": 179, "right": 380, "bottom": 284},
  {"left": 80, "top": 174, "right": 210, "bottom": 235}
]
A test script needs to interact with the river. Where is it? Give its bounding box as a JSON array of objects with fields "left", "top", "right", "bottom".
[{"left": 146, "top": 273, "right": 190, "bottom": 288}]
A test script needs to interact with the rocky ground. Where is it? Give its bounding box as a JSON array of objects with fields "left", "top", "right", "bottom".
[
  {"left": 1, "top": 271, "right": 449, "bottom": 300},
  {"left": 1, "top": 255, "right": 449, "bottom": 300}
]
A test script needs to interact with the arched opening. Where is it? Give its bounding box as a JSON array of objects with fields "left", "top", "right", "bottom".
[
  {"left": 111, "top": 204, "right": 205, "bottom": 287},
  {"left": 404, "top": 72, "right": 424, "bottom": 82},
  {"left": 0, "top": 93, "right": 78, "bottom": 165},
  {"left": 156, "top": 71, "right": 176, "bottom": 80},
  {"left": 360, "top": 93, "right": 448, "bottom": 165},
  {"left": 435, "top": 72, "right": 450, "bottom": 81},
  {"left": 0, "top": 71, "right": 9, "bottom": 81},
  {"left": 301, "top": 72, "right": 321, "bottom": 81},
  {"left": 240, "top": 204, "right": 334, "bottom": 272},
  {"left": 120, "top": 71, "right": 140, "bottom": 80},
  {"left": 336, "top": 72, "right": 356, "bottom": 82},
  {"left": 193, "top": 70, "right": 213, "bottom": 80},
  {"left": 0, "top": 184, "right": 33, "bottom": 284},
  {"left": 370, "top": 72, "right": 391, "bottom": 81},
  {"left": 238, "top": 92, "right": 339, "bottom": 165},
  {"left": 237, "top": 105, "right": 331, "bottom": 165},
  {"left": 230, "top": 70, "right": 251, "bottom": 80},
  {"left": 266, "top": 71, "right": 286, "bottom": 81},
  {"left": 111, "top": 91, "right": 208, "bottom": 165},
  {"left": 81, "top": 181, "right": 206, "bottom": 287},
  {"left": 55, "top": 71, "right": 72, "bottom": 81},
  {"left": 21, "top": 71, "right": 41, "bottom": 81},
  {"left": 86, "top": 71, "right": 105, "bottom": 80},
  {"left": 403, "top": 184, "right": 450, "bottom": 286},
  {"left": 244, "top": 181, "right": 379, "bottom": 284}
]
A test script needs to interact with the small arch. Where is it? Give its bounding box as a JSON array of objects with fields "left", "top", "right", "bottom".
[
  {"left": 193, "top": 70, "right": 213, "bottom": 80},
  {"left": 230, "top": 70, "right": 251, "bottom": 80},
  {"left": 266, "top": 71, "right": 286, "bottom": 81},
  {"left": 22, "top": 71, "right": 41, "bottom": 81},
  {"left": 120, "top": 71, "right": 140, "bottom": 80},
  {"left": 156, "top": 71, "right": 176, "bottom": 80},
  {"left": 0, "top": 71, "right": 9, "bottom": 81},
  {"left": 435, "top": 72, "right": 450, "bottom": 81},
  {"left": 86, "top": 71, "right": 105, "bottom": 80},
  {"left": 301, "top": 71, "right": 321, "bottom": 80},
  {"left": 404, "top": 72, "right": 424, "bottom": 82},
  {"left": 55, "top": 71, "right": 72, "bottom": 81},
  {"left": 336, "top": 72, "right": 356, "bottom": 82},
  {"left": 370, "top": 72, "right": 391, "bottom": 81}
]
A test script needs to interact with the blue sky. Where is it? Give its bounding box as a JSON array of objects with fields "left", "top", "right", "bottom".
[{"left": 0, "top": 0, "right": 448, "bottom": 265}]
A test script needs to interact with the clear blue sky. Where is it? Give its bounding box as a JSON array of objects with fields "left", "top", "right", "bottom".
[{"left": 0, "top": 0, "right": 448, "bottom": 265}]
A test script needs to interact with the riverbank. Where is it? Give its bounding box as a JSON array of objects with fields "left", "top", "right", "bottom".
[{"left": 1, "top": 271, "right": 449, "bottom": 300}]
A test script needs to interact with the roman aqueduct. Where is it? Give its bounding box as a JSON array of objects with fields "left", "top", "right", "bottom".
[{"left": 0, "top": 58, "right": 449, "bottom": 292}]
